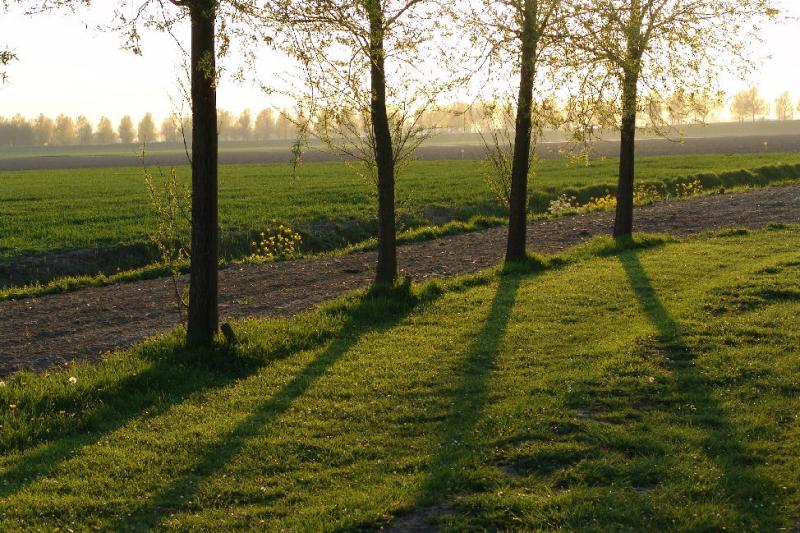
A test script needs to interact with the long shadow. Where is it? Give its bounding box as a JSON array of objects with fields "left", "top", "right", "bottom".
[
  {"left": 412, "top": 273, "right": 521, "bottom": 505},
  {"left": 106, "top": 281, "right": 442, "bottom": 531},
  {"left": 0, "top": 343, "right": 259, "bottom": 500},
  {"left": 0, "top": 284, "right": 432, "bottom": 503},
  {"left": 619, "top": 251, "right": 785, "bottom": 528}
]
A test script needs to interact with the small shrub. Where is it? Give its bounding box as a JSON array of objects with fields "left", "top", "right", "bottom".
[
  {"left": 143, "top": 163, "right": 191, "bottom": 311},
  {"left": 633, "top": 183, "right": 664, "bottom": 205},
  {"left": 548, "top": 194, "right": 578, "bottom": 215},
  {"left": 673, "top": 179, "right": 704, "bottom": 197},
  {"left": 249, "top": 221, "right": 303, "bottom": 261},
  {"left": 578, "top": 194, "right": 617, "bottom": 213}
]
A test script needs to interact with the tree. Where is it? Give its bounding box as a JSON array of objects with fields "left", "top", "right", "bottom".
[
  {"left": 235, "top": 109, "right": 253, "bottom": 140},
  {"left": 95, "top": 116, "right": 117, "bottom": 144},
  {"left": 663, "top": 89, "right": 720, "bottom": 125},
  {"left": 161, "top": 114, "right": 181, "bottom": 143},
  {"left": 666, "top": 89, "right": 689, "bottom": 126},
  {"left": 180, "top": 115, "right": 193, "bottom": 140},
  {"left": 137, "top": 112, "right": 157, "bottom": 144},
  {"left": 75, "top": 115, "right": 93, "bottom": 144},
  {"left": 183, "top": 0, "right": 223, "bottom": 345},
  {"left": 731, "top": 87, "right": 768, "bottom": 122},
  {"left": 254, "top": 108, "right": 275, "bottom": 140},
  {"left": 730, "top": 92, "right": 748, "bottom": 122},
  {"left": 641, "top": 93, "right": 664, "bottom": 127},
  {"left": 467, "top": 0, "right": 567, "bottom": 262},
  {"left": 0, "top": 114, "right": 34, "bottom": 146},
  {"left": 32, "top": 114, "right": 54, "bottom": 145},
  {"left": 688, "top": 91, "right": 723, "bottom": 124},
  {"left": 267, "top": 0, "right": 452, "bottom": 283},
  {"left": 774, "top": 91, "right": 793, "bottom": 121},
  {"left": 274, "top": 109, "right": 294, "bottom": 140},
  {"left": 118, "top": 115, "right": 135, "bottom": 144},
  {"left": 21, "top": 0, "right": 264, "bottom": 346},
  {"left": 217, "top": 109, "right": 234, "bottom": 141},
  {"left": 572, "top": 0, "right": 777, "bottom": 237},
  {"left": 442, "top": 102, "right": 469, "bottom": 133},
  {"left": 53, "top": 114, "right": 76, "bottom": 145}
]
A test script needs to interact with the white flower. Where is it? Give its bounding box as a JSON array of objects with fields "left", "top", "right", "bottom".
[
  {"left": 0, "top": 381, "right": 6, "bottom": 387},
  {"left": 68, "top": 377, "right": 77, "bottom": 384}
]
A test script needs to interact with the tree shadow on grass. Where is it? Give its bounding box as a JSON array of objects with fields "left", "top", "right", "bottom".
[
  {"left": 0, "top": 281, "right": 440, "bottom": 506},
  {"left": 385, "top": 273, "right": 521, "bottom": 529},
  {"left": 0, "top": 343, "right": 259, "bottom": 500},
  {"left": 619, "top": 251, "right": 786, "bottom": 529},
  {"left": 103, "top": 280, "right": 445, "bottom": 531}
]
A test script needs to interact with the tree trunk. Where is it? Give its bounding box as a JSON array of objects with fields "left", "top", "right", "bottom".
[
  {"left": 613, "top": 69, "right": 638, "bottom": 237},
  {"left": 368, "top": 4, "right": 397, "bottom": 284},
  {"left": 187, "top": 0, "right": 219, "bottom": 346},
  {"left": 505, "top": 0, "right": 537, "bottom": 263}
]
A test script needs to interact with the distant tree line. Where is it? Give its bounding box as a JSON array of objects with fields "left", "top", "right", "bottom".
[
  {"left": 4, "top": 89, "right": 796, "bottom": 149},
  {"left": 730, "top": 88, "right": 800, "bottom": 123},
  {"left": 0, "top": 108, "right": 300, "bottom": 147},
  {"left": 0, "top": 103, "right": 530, "bottom": 148}
]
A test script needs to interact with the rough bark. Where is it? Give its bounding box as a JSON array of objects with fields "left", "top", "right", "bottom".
[
  {"left": 187, "top": 0, "right": 220, "bottom": 346},
  {"left": 368, "top": 3, "right": 398, "bottom": 284},
  {"left": 505, "top": 0, "right": 537, "bottom": 263},
  {"left": 613, "top": 68, "right": 638, "bottom": 237}
]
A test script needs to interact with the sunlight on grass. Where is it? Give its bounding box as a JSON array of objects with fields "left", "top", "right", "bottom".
[{"left": 1, "top": 227, "right": 799, "bottom": 530}]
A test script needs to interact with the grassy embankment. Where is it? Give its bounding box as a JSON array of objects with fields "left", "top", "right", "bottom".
[{"left": 1, "top": 225, "right": 799, "bottom": 530}]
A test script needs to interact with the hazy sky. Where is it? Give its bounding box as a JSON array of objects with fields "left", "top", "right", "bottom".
[{"left": 1, "top": 1, "right": 799, "bottom": 123}]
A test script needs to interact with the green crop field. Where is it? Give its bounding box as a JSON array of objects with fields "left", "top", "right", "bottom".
[
  {"left": 3, "top": 152, "right": 800, "bottom": 266},
  {"left": 1, "top": 227, "right": 799, "bottom": 530}
]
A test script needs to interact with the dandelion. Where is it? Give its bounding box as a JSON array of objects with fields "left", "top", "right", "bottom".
[
  {"left": 0, "top": 381, "right": 5, "bottom": 387},
  {"left": 69, "top": 377, "right": 77, "bottom": 384},
  {"left": 9, "top": 404, "right": 16, "bottom": 410}
]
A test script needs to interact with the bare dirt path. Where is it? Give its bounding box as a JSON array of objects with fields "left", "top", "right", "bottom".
[{"left": 1, "top": 184, "right": 798, "bottom": 377}]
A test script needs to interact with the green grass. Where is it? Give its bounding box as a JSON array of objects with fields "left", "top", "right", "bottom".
[
  {"left": 2, "top": 153, "right": 800, "bottom": 266},
  {"left": 0, "top": 262, "right": 182, "bottom": 302},
  {"left": 1, "top": 226, "right": 799, "bottom": 530}
]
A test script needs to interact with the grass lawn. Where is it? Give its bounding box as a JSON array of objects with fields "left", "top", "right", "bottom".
[
  {"left": 2, "top": 152, "right": 800, "bottom": 263},
  {"left": 1, "top": 226, "right": 799, "bottom": 530}
]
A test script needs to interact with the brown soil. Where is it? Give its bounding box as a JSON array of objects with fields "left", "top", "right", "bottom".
[{"left": 1, "top": 185, "right": 798, "bottom": 377}]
